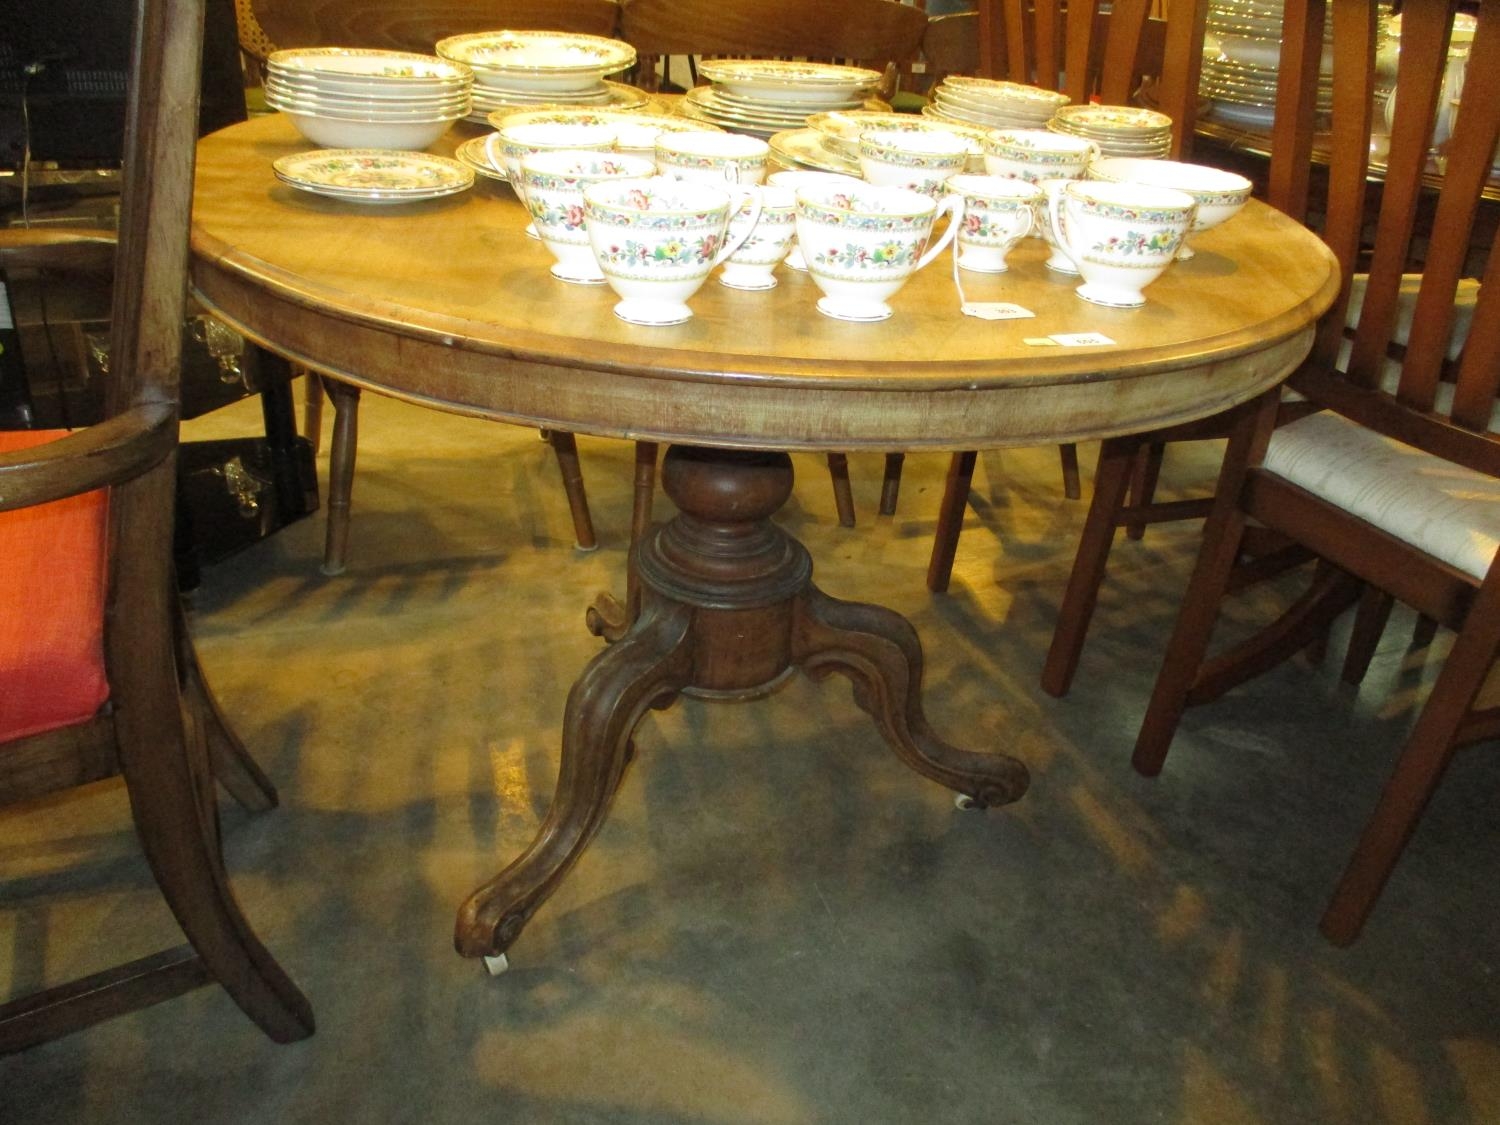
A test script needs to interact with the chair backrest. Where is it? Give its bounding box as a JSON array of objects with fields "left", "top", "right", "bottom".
[
  {"left": 1275, "top": 0, "right": 1500, "bottom": 478},
  {"left": 242, "top": 0, "right": 621, "bottom": 60},
  {"left": 921, "top": 11, "right": 982, "bottom": 89},
  {"left": 619, "top": 0, "right": 928, "bottom": 94},
  {"left": 975, "top": 0, "right": 1208, "bottom": 159}
]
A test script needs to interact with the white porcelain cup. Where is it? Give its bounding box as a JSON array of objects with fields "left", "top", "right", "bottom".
[
  {"left": 982, "top": 129, "right": 1099, "bottom": 184},
  {"left": 943, "top": 174, "right": 1040, "bottom": 273},
  {"left": 487, "top": 122, "right": 618, "bottom": 237},
  {"left": 793, "top": 182, "right": 962, "bottom": 321},
  {"left": 766, "top": 170, "right": 862, "bottom": 271},
  {"left": 858, "top": 128, "right": 969, "bottom": 196},
  {"left": 1034, "top": 178, "right": 1079, "bottom": 274},
  {"left": 518, "top": 151, "right": 656, "bottom": 284},
  {"left": 1086, "top": 157, "right": 1252, "bottom": 260},
  {"left": 654, "top": 132, "right": 769, "bottom": 185},
  {"left": 720, "top": 184, "right": 797, "bottom": 290},
  {"left": 583, "top": 176, "right": 763, "bottom": 325},
  {"left": 1047, "top": 179, "right": 1197, "bottom": 307}
]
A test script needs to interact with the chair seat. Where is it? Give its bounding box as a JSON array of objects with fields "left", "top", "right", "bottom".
[
  {"left": 0, "top": 430, "right": 110, "bottom": 741},
  {"left": 1264, "top": 411, "right": 1500, "bottom": 581}
]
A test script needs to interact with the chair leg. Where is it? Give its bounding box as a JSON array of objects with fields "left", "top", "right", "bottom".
[
  {"left": 827, "top": 453, "right": 856, "bottom": 527},
  {"left": 321, "top": 378, "right": 360, "bottom": 576},
  {"left": 1320, "top": 573, "right": 1500, "bottom": 945},
  {"left": 585, "top": 442, "right": 658, "bottom": 644},
  {"left": 548, "top": 431, "right": 597, "bottom": 551},
  {"left": 926, "top": 451, "right": 978, "bottom": 593},
  {"left": 1041, "top": 436, "right": 1140, "bottom": 697},
  {"left": 117, "top": 677, "right": 314, "bottom": 1043},
  {"left": 1341, "top": 586, "right": 1395, "bottom": 685},
  {"left": 1133, "top": 393, "right": 1281, "bottom": 776},
  {"left": 1124, "top": 441, "right": 1166, "bottom": 540},
  {"left": 301, "top": 366, "right": 324, "bottom": 456},
  {"left": 879, "top": 452, "right": 905, "bottom": 516},
  {"left": 1058, "top": 443, "right": 1082, "bottom": 500},
  {"left": 1412, "top": 613, "right": 1440, "bottom": 649}
]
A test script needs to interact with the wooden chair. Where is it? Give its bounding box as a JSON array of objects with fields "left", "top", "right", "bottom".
[
  {"left": 616, "top": 0, "right": 927, "bottom": 529},
  {"left": 924, "top": 0, "right": 1210, "bottom": 594},
  {"left": 234, "top": 0, "right": 622, "bottom": 572},
  {"left": 1132, "top": 0, "right": 1500, "bottom": 945},
  {"left": 0, "top": 0, "right": 313, "bottom": 1052}
]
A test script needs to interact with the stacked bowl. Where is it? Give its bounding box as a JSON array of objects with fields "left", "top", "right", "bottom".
[
  {"left": 679, "top": 60, "right": 884, "bottom": 139},
  {"left": 1049, "top": 104, "right": 1174, "bottom": 157},
  {"left": 436, "top": 30, "right": 638, "bottom": 119},
  {"left": 264, "top": 48, "right": 473, "bottom": 149}
]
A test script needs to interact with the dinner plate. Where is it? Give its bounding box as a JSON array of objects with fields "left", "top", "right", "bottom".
[
  {"left": 273, "top": 148, "right": 474, "bottom": 201},
  {"left": 806, "top": 110, "right": 990, "bottom": 160}
]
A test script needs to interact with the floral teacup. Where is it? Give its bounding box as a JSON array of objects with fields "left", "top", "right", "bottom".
[
  {"left": 654, "top": 132, "right": 769, "bottom": 185},
  {"left": 487, "top": 122, "right": 618, "bottom": 236},
  {"left": 518, "top": 151, "right": 656, "bottom": 284},
  {"left": 766, "top": 170, "right": 862, "bottom": 271},
  {"left": 943, "top": 174, "right": 1040, "bottom": 273},
  {"left": 858, "top": 129, "right": 969, "bottom": 196},
  {"left": 583, "top": 176, "right": 762, "bottom": 325},
  {"left": 982, "top": 129, "right": 1098, "bottom": 184},
  {"left": 720, "top": 184, "right": 797, "bottom": 290},
  {"left": 1086, "top": 156, "right": 1252, "bottom": 259},
  {"left": 1047, "top": 179, "right": 1197, "bottom": 307},
  {"left": 1033, "top": 177, "right": 1079, "bottom": 274},
  {"left": 793, "top": 182, "right": 962, "bottom": 322}
]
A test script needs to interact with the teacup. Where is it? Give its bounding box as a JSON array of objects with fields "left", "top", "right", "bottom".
[
  {"left": 982, "top": 129, "right": 1098, "bottom": 184},
  {"left": 720, "top": 184, "right": 797, "bottom": 290},
  {"left": 793, "top": 182, "right": 962, "bottom": 322},
  {"left": 583, "top": 176, "right": 762, "bottom": 325},
  {"left": 1047, "top": 179, "right": 1197, "bottom": 307},
  {"left": 654, "top": 132, "right": 769, "bottom": 185},
  {"left": 766, "top": 170, "right": 862, "bottom": 271},
  {"left": 487, "top": 122, "right": 619, "bottom": 237},
  {"left": 518, "top": 151, "right": 656, "bottom": 284},
  {"left": 943, "top": 174, "right": 1040, "bottom": 273},
  {"left": 1033, "top": 177, "right": 1079, "bottom": 274},
  {"left": 858, "top": 129, "right": 969, "bottom": 196},
  {"left": 1086, "top": 156, "right": 1252, "bottom": 259}
]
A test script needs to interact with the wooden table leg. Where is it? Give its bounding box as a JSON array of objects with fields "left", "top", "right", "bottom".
[{"left": 456, "top": 445, "right": 1029, "bottom": 968}]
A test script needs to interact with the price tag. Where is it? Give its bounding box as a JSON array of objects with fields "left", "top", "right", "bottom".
[
  {"left": 1048, "top": 332, "right": 1117, "bottom": 347},
  {"left": 961, "top": 302, "right": 1035, "bottom": 321}
]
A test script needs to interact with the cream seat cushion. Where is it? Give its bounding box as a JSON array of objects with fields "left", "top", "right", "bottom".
[{"left": 1262, "top": 276, "right": 1493, "bottom": 581}]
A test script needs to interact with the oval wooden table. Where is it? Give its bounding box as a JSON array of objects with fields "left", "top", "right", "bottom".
[{"left": 192, "top": 114, "right": 1340, "bottom": 971}]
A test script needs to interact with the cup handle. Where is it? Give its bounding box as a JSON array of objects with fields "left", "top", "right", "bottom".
[
  {"left": 484, "top": 134, "right": 506, "bottom": 176},
  {"left": 1012, "top": 200, "right": 1035, "bottom": 242},
  {"left": 914, "top": 193, "right": 964, "bottom": 271},
  {"left": 1046, "top": 180, "right": 1080, "bottom": 270},
  {"left": 714, "top": 186, "right": 763, "bottom": 266}
]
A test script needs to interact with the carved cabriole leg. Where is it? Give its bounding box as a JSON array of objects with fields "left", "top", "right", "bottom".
[
  {"left": 793, "top": 588, "right": 1029, "bottom": 808},
  {"left": 454, "top": 599, "right": 694, "bottom": 959},
  {"left": 321, "top": 378, "right": 360, "bottom": 576},
  {"left": 587, "top": 441, "right": 659, "bottom": 643}
]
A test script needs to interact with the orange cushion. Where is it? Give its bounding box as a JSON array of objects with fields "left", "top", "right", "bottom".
[{"left": 0, "top": 430, "right": 111, "bottom": 741}]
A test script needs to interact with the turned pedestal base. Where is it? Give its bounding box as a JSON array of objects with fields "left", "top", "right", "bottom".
[{"left": 455, "top": 446, "right": 1030, "bottom": 963}]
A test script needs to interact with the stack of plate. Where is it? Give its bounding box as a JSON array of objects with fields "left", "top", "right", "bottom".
[
  {"left": 1049, "top": 104, "right": 1175, "bottom": 157},
  {"left": 1200, "top": 0, "right": 1341, "bottom": 129},
  {"left": 272, "top": 149, "right": 475, "bottom": 204},
  {"left": 677, "top": 60, "right": 884, "bottom": 139},
  {"left": 922, "top": 76, "right": 1069, "bottom": 130},
  {"left": 435, "top": 30, "right": 639, "bottom": 121},
  {"left": 453, "top": 109, "right": 721, "bottom": 182},
  {"left": 769, "top": 110, "right": 988, "bottom": 175},
  {"left": 264, "top": 48, "right": 473, "bottom": 150}
]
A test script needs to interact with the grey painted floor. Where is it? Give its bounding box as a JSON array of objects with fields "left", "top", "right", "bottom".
[{"left": 4, "top": 393, "right": 1497, "bottom": 1123}]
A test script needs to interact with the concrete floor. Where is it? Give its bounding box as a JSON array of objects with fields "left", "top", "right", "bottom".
[{"left": 3, "top": 391, "right": 1498, "bottom": 1123}]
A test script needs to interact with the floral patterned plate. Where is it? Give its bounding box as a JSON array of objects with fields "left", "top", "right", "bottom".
[
  {"left": 698, "top": 59, "right": 882, "bottom": 105},
  {"left": 273, "top": 149, "right": 475, "bottom": 202},
  {"left": 436, "top": 31, "right": 635, "bottom": 93}
]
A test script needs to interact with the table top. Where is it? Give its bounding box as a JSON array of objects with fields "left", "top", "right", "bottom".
[{"left": 190, "top": 114, "right": 1340, "bottom": 452}]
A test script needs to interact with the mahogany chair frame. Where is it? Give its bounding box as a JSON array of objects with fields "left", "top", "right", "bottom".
[
  {"left": 1133, "top": 0, "right": 1500, "bottom": 944},
  {"left": 234, "top": 0, "right": 622, "bottom": 572},
  {"left": 0, "top": 0, "right": 313, "bottom": 1052},
  {"left": 924, "top": 0, "right": 1210, "bottom": 596}
]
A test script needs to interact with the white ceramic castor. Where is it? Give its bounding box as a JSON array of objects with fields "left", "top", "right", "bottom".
[
  {"left": 483, "top": 952, "right": 510, "bottom": 976},
  {"left": 954, "top": 793, "right": 978, "bottom": 811}
]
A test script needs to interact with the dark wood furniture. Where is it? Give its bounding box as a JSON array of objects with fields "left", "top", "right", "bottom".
[
  {"left": 0, "top": 0, "right": 312, "bottom": 1053},
  {"left": 925, "top": 0, "right": 1211, "bottom": 594},
  {"left": 1132, "top": 0, "right": 1500, "bottom": 945},
  {"left": 189, "top": 111, "right": 1337, "bottom": 971}
]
